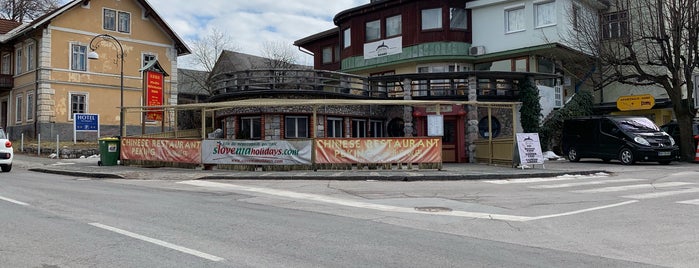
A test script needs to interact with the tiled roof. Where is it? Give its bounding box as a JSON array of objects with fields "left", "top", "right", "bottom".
[{"left": 0, "top": 19, "right": 22, "bottom": 34}]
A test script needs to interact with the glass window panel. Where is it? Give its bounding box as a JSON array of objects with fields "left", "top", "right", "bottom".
[
  {"left": 365, "top": 20, "right": 381, "bottom": 41},
  {"left": 450, "top": 8, "right": 467, "bottom": 29},
  {"left": 506, "top": 7, "right": 525, "bottom": 32},
  {"left": 103, "top": 9, "right": 116, "bottom": 31},
  {"left": 421, "top": 8, "right": 442, "bottom": 30},
  {"left": 386, "top": 15, "right": 402, "bottom": 37},
  {"left": 535, "top": 1, "right": 556, "bottom": 27},
  {"left": 118, "top": 11, "right": 130, "bottom": 33},
  {"left": 343, "top": 28, "right": 351, "bottom": 48},
  {"left": 322, "top": 47, "right": 333, "bottom": 64}
]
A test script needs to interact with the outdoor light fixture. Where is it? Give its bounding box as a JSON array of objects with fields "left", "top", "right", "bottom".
[{"left": 88, "top": 34, "right": 125, "bottom": 138}]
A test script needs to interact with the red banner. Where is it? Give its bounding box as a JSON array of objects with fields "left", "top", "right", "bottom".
[
  {"left": 121, "top": 137, "right": 201, "bottom": 164},
  {"left": 145, "top": 71, "right": 164, "bottom": 121},
  {"left": 315, "top": 138, "right": 442, "bottom": 164}
]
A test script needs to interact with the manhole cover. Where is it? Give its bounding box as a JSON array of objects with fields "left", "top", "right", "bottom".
[{"left": 414, "top": 206, "right": 452, "bottom": 212}]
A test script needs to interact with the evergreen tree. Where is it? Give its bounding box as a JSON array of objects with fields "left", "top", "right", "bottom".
[{"left": 518, "top": 78, "right": 542, "bottom": 133}]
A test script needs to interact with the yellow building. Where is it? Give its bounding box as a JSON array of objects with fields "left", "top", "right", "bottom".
[{"left": 0, "top": 0, "right": 189, "bottom": 141}]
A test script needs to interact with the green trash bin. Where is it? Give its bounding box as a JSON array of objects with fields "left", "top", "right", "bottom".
[{"left": 98, "top": 137, "right": 120, "bottom": 166}]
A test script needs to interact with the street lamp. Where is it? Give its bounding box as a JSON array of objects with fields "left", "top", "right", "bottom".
[{"left": 88, "top": 34, "right": 125, "bottom": 138}]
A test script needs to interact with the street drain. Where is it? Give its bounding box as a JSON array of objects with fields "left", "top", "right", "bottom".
[{"left": 414, "top": 206, "right": 452, "bottom": 212}]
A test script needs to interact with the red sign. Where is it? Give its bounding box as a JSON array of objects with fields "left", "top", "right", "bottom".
[
  {"left": 315, "top": 138, "right": 442, "bottom": 164},
  {"left": 121, "top": 137, "right": 201, "bottom": 164},
  {"left": 145, "top": 71, "right": 164, "bottom": 121}
]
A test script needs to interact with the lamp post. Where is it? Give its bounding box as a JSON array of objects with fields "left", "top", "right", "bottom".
[{"left": 88, "top": 34, "right": 124, "bottom": 138}]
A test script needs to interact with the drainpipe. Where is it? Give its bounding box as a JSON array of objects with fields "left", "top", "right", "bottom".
[{"left": 28, "top": 35, "right": 40, "bottom": 139}]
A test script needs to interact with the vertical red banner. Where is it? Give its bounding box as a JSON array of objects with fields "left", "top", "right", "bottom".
[{"left": 145, "top": 71, "right": 164, "bottom": 121}]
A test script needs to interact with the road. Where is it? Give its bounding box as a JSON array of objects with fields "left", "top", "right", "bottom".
[{"left": 2, "top": 163, "right": 697, "bottom": 267}]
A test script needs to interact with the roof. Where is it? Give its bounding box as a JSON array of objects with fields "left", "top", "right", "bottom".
[
  {"left": 0, "top": 19, "right": 22, "bottom": 34},
  {"left": 177, "top": 68, "right": 210, "bottom": 96},
  {"left": 293, "top": 27, "right": 338, "bottom": 47},
  {"left": 2, "top": 0, "right": 190, "bottom": 55},
  {"left": 211, "top": 50, "right": 310, "bottom": 75}
]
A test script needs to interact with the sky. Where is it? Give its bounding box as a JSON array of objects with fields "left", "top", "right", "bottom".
[{"left": 61, "top": 0, "right": 369, "bottom": 68}]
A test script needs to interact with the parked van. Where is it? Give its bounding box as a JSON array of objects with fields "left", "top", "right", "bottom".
[{"left": 561, "top": 116, "right": 678, "bottom": 165}]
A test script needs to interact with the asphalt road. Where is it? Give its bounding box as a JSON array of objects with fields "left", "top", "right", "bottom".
[{"left": 2, "top": 163, "right": 698, "bottom": 267}]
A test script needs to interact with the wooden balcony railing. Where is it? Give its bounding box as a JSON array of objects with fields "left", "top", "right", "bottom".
[{"left": 0, "top": 74, "right": 13, "bottom": 90}]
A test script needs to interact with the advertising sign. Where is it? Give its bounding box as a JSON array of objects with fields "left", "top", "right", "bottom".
[
  {"left": 427, "top": 115, "right": 444, "bottom": 136},
  {"left": 73, "top": 113, "right": 99, "bottom": 143},
  {"left": 315, "top": 138, "right": 442, "bottom": 164},
  {"left": 364, "top": 36, "right": 402, "bottom": 59},
  {"left": 121, "top": 137, "right": 201, "bottom": 164},
  {"left": 616, "top": 94, "right": 655, "bottom": 111},
  {"left": 145, "top": 71, "right": 164, "bottom": 121},
  {"left": 202, "top": 140, "right": 312, "bottom": 165},
  {"left": 516, "top": 133, "right": 544, "bottom": 166}
]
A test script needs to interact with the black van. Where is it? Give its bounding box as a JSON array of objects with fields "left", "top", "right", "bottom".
[{"left": 561, "top": 116, "right": 678, "bottom": 165}]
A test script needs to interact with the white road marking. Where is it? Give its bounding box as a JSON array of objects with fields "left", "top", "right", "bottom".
[
  {"left": 572, "top": 182, "right": 694, "bottom": 193},
  {"left": 527, "top": 200, "right": 639, "bottom": 221},
  {"left": 89, "top": 223, "right": 224, "bottom": 262},
  {"left": 52, "top": 162, "right": 76, "bottom": 166},
  {"left": 677, "top": 199, "right": 699, "bottom": 205},
  {"left": 178, "top": 180, "right": 637, "bottom": 222},
  {"left": 529, "top": 179, "right": 644, "bottom": 189},
  {"left": 0, "top": 195, "right": 29, "bottom": 206},
  {"left": 622, "top": 188, "right": 699, "bottom": 200},
  {"left": 483, "top": 174, "right": 608, "bottom": 184}
]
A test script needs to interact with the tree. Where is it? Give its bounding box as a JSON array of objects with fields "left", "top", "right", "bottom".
[
  {"left": 519, "top": 78, "right": 542, "bottom": 133},
  {"left": 0, "top": 0, "right": 60, "bottom": 22},
  {"left": 182, "top": 28, "right": 238, "bottom": 94},
  {"left": 564, "top": 0, "right": 699, "bottom": 161},
  {"left": 258, "top": 41, "right": 299, "bottom": 69},
  {"left": 539, "top": 91, "right": 594, "bottom": 153}
]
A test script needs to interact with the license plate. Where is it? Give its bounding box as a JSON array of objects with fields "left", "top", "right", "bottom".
[{"left": 658, "top": 151, "right": 671, "bottom": 156}]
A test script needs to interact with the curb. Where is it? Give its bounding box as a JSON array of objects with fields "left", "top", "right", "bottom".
[{"left": 29, "top": 168, "right": 125, "bottom": 179}]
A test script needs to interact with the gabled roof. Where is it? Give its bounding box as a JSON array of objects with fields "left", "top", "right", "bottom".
[{"left": 2, "top": 0, "right": 190, "bottom": 56}]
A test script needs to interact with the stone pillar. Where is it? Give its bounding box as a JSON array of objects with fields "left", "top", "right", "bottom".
[
  {"left": 467, "top": 75, "right": 479, "bottom": 163},
  {"left": 402, "top": 78, "right": 413, "bottom": 137}
]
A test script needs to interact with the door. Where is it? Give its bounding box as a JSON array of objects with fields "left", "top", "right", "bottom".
[{"left": 442, "top": 118, "right": 457, "bottom": 162}]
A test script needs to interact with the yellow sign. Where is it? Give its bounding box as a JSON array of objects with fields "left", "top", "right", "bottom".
[{"left": 616, "top": 94, "right": 655, "bottom": 111}]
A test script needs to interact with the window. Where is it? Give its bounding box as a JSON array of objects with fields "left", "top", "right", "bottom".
[
  {"left": 69, "top": 93, "right": 87, "bottom": 120},
  {"left": 104, "top": 9, "right": 131, "bottom": 33},
  {"left": 505, "top": 6, "right": 525, "bottom": 33},
  {"left": 327, "top": 117, "right": 343, "bottom": 138},
  {"left": 334, "top": 45, "right": 340, "bottom": 62},
  {"left": 602, "top": 11, "right": 628, "bottom": 39},
  {"left": 118, "top": 11, "right": 131, "bottom": 33},
  {"left": 239, "top": 116, "right": 261, "bottom": 140},
  {"left": 322, "top": 46, "right": 333, "bottom": 64},
  {"left": 422, "top": 8, "right": 442, "bottom": 30},
  {"left": 26, "top": 93, "right": 33, "bottom": 121},
  {"left": 103, "top": 9, "right": 116, "bottom": 31},
  {"left": 1, "top": 53, "right": 10, "bottom": 74},
  {"left": 142, "top": 53, "right": 157, "bottom": 67},
  {"left": 450, "top": 8, "right": 467, "bottom": 29},
  {"left": 343, "top": 28, "right": 351, "bottom": 48},
  {"left": 15, "top": 95, "right": 22, "bottom": 123},
  {"left": 478, "top": 116, "right": 501, "bottom": 138},
  {"left": 535, "top": 1, "right": 556, "bottom": 27},
  {"left": 15, "top": 48, "right": 22, "bottom": 75},
  {"left": 572, "top": 4, "right": 581, "bottom": 31},
  {"left": 26, "top": 43, "right": 35, "bottom": 71},
  {"left": 365, "top": 20, "right": 381, "bottom": 41},
  {"left": 554, "top": 85, "right": 563, "bottom": 108},
  {"left": 386, "top": 15, "right": 402, "bottom": 37},
  {"left": 352, "top": 119, "right": 366, "bottom": 138},
  {"left": 370, "top": 120, "right": 384, "bottom": 137},
  {"left": 71, "top": 44, "right": 87, "bottom": 71},
  {"left": 285, "top": 116, "right": 308, "bottom": 138}
]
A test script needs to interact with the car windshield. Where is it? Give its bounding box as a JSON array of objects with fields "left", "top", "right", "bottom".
[
  {"left": 614, "top": 118, "right": 659, "bottom": 132},
  {"left": 0, "top": 129, "right": 5, "bottom": 139}
]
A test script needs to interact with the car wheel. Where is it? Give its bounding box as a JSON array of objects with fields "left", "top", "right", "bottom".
[
  {"left": 1, "top": 164, "right": 11, "bottom": 172},
  {"left": 567, "top": 147, "right": 580, "bottom": 162},
  {"left": 619, "top": 148, "right": 635, "bottom": 165}
]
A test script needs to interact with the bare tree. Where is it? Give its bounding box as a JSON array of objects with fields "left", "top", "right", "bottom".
[
  {"left": 182, "top": 28, "right": 238, "bottom": 94},
  {"left": 0, "top": 0, "right": 60, "bottom": 22},
  {"left": 258, "top": 41, "right": 299, "bottom": 69},
  {"left": 564, "top": 0, "right": 699, "bottom": 161}
]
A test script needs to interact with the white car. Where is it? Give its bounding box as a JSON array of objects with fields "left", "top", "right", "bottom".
[{"left": 0, "top": 128, "right": 12, "bottom": 172}]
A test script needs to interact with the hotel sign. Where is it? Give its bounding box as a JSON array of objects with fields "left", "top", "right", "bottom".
[{"left": 364, "top": 36, "right": 402, "bottom": 59}]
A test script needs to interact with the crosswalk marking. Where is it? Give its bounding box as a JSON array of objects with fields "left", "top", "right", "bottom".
[
  {"left": 483, "top": 174, "right": 608, "bottom": 184},
  {"left": 677, "top": 199, "right": 699, "bottom": 205},
  {"left": 571, "top": 182, "right": 694, "bottom": 193},
  {"left": 622, "top": 188, "right": 699, "bottom": 200},
  {"left": 529, "top": 179, "right": 644, "bottom": 189}
]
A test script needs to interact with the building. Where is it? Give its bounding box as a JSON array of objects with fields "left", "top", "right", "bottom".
[{"left": 0, "top": 0, "right": 189, "bottom": 141}]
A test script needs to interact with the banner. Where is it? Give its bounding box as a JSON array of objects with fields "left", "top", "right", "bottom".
[
  {"left": 202, "top": 140, "right": 312, "bottom": 165},
  {"left": 145, "top": 71, "right": 164, "bottom": 121},
  {"left": 364, "top": 36, "right": 402, "bottom": 59},
  {"left": 121, "top": 137, "right": 201, "bottom": 164},
  {"left": 315, "top": 138, "right": 442, "bottom": 164}
]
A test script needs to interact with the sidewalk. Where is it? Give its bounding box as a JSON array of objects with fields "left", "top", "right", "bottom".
[{"left": 10, "top": 152, "right": 624, "bottom": 181}]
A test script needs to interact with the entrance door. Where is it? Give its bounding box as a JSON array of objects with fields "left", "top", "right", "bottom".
[{"left": 442, "top": 118, "right": 457, "bottom": 162}]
